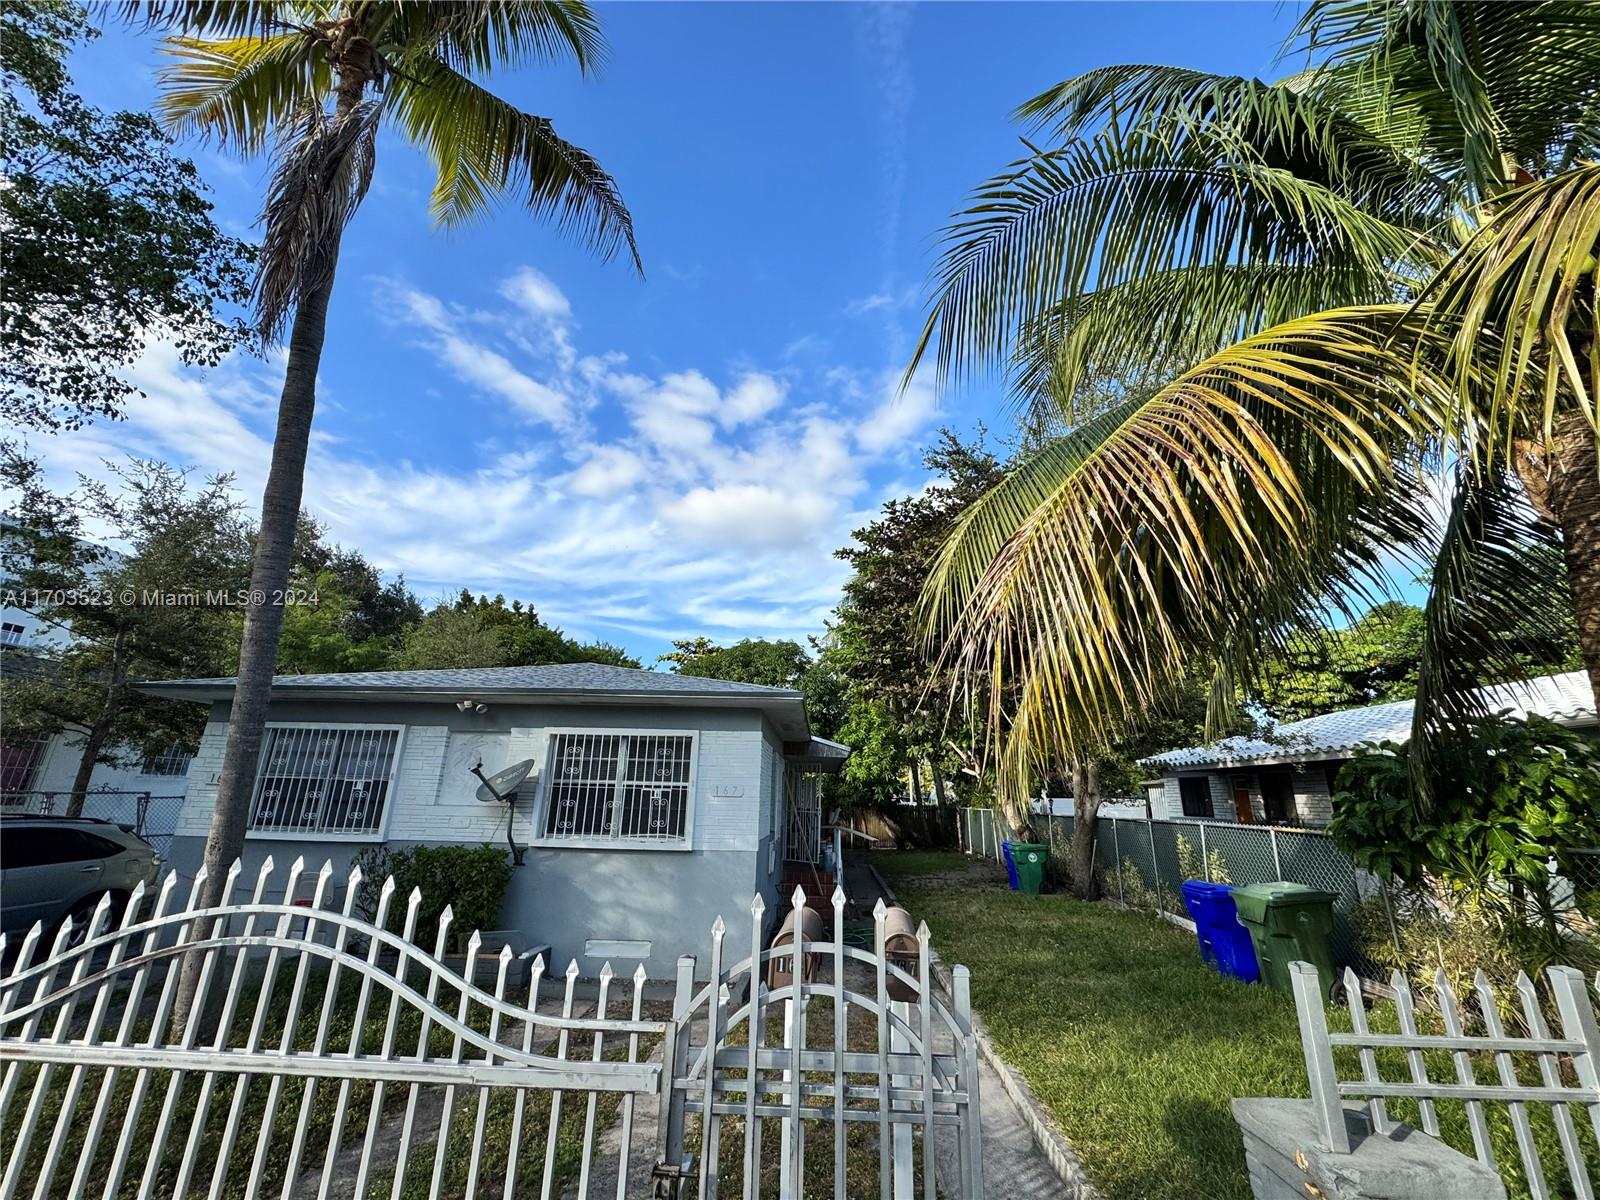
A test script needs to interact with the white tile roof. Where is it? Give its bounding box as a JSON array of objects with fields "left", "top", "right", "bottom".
[{"left": 1143, "top": 670, "right": 1596, "bottom": 771}]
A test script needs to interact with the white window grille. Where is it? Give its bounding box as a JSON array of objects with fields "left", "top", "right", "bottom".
[
  {"left": 543, "top": 732, "right": 693, "bottom": 845},
  {"left": 249, "top": 726, "right": 402, "bottom": 836},
  {"left": 140, "top": 745, "right": 194, "bottom": 777},
  {"left": 0, "top": 623, "right": 24, "bottom": 647}
]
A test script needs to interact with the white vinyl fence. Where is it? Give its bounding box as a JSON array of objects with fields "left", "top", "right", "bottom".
[
  {"left": 0, "top": 857, "right": 982, "bottom": 1199},
  {"left": 1292, "top": 960, "right": 1600, "bottom": 1197}
]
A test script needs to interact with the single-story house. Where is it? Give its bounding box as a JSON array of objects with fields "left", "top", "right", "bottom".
[
  {"left": 1141, "top": 670, "right": 1597, "bottom": 827},
  {"left": 137, "top": 663, "right": 848, "bottom": 976}
]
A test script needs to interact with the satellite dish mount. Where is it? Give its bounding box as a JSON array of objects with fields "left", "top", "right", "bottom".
[{"left": 471, "top": 758, "right": 535, "bottom": 866}]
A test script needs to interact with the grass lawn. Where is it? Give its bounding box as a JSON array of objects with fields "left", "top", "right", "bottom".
[{"left": 872, "top": 851, "right": 1589, "bottom": 1200}]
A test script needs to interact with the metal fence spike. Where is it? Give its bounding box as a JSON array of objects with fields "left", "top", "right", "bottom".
[
  {"left": 711, "top": 914, "right": 727, "bottom": 939},
  {"left": 633, "top": 962, "right": 647, "bottom": 985},
  {"left": 565, "top": 958, "right": 581, "bottom": 978},
  {"left": 599, "top": 961, "right": 614, "bottom": 982},
  {"left": 750, "top": 893, "right": 766, "bottom": 916},
  {"left": 832, "top": 885, "right": 847, "bottom": 909},
  {"left": 791, "top": 884, "right": 808, "bottom": 910},
  {"left": 873, "top": 897, "right": 887, "bottom": 918}
]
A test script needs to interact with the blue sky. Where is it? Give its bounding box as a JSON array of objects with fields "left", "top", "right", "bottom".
[{"left": 36, "top": 1, "right": 1301, "bottom": 661}]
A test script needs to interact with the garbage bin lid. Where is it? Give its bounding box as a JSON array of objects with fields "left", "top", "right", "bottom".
[
  {"left": 1179, "top": 880, "right": 1233, "bottom": 898},
  {"left": 1232, "top": 882, "right": 1337, "bottom": 906}
]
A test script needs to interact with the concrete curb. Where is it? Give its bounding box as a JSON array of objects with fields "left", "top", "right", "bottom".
[{"left": 867, "top": 862, "right": 1104, "bottom": 1200}]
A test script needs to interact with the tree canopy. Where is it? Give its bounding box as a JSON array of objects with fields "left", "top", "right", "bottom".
[{"left": 1, "top": 0, "right": 254, "bottom": 431}]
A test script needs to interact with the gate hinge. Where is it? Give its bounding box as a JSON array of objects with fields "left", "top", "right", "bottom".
[{"left": 651, "top": 1156, "right": 694, "bottom": 1199}]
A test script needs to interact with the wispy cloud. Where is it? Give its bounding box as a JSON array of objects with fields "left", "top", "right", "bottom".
[{"left": 19, "top": 263, "right": 947, "bottom": 654}]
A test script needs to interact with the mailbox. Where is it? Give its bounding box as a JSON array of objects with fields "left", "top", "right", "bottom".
[
  {"left": 766, "top": 902, "right": 825, "bottom": 990},
  {"left": 881, "top": 905, "right": 920, "bottom": 1002}
]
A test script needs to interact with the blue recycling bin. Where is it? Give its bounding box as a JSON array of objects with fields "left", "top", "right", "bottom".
[
  {"left": 1001, "top": 841, "right": 1020, "bottom": 890},
  {"left": 1179, "top": 880, "right": 1259, "bottom": 984}
]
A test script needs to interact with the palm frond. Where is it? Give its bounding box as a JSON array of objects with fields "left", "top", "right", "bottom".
[
  {"left": 1009, "top": 261, "right": 1408, "bottom": 418},
  {"left": 1421, "top": 163, "right": 1600, "bottom": 448},
  {"left": 387, "top": 57, "right": 639, "bottom": 270},
  {"left": 921, "top": 306, "right": 1453, "bottom": 772},
  {"left": 906, "top": 125, "right": 1437, "bottom": 392},
  {"left": 256, "top": 99, "right": 381, "bottom": 341},
  {"left": 1407, "top": 465, "right": 1578, "bottom": 801},
  {"left": 159, "top": 31, "right": 329, "bottom": 152},
  {"left": 1293, "top": 0, "right": 1600, "bottom": 189},
  {"left": 381, "top": 1, "right": 605, "bottom": 77},
  {"left": 116, "top": 1, "right": 312, "bottom": 37}
]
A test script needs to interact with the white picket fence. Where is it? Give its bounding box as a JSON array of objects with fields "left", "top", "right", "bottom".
[
  {"left": 1293, "top": 960, "right": 1600, "bottom": 1195},
  {"left": 0, "top": 856, "right": 982, "bottom": 1199}
]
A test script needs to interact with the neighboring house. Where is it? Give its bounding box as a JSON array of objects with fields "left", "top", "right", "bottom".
[
  {"left": 1141, "top": 670, "right": 1597, "bottom": 827},
  {"left": 137, "top": 662, "right": 849, "bottom": 976}
]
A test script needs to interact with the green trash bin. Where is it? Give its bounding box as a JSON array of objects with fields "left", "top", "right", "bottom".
[
  {"left": 1012, "top": 843, "right": 1048, "bottom": 895},
  {"left": 1231, "top": 882, "right": 1338, "bottom": 999}
]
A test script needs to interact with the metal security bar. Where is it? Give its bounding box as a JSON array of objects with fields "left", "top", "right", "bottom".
[
  {"left": 0, "top": 862, "right": 985, "bottom": 1198},
  {"left": 139, "top": 745, "right": 195, "bottom": 777},
  {"left": 1292, "top": 960, "right": 1600, "bottom": 1197},
  {"left": 545, "top": 732, "right": 693, "bottom": 844},
  {"left": 251, "top": 725, "right": 402, "bottom": 835}
]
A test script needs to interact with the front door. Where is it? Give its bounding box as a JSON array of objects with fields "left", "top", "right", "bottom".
[{"left": 1232, "top": 776, "right": 1254, "bottom": 824}]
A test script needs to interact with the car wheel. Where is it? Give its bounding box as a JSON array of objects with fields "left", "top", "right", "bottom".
[{"left": 57, "top": 892, "right": 127, "bottom": 950}]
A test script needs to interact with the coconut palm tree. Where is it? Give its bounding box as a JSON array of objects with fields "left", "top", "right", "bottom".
[
  {"left": 908, "top": 0, "right": 1600, "bottom": 869},
  {"left": 138, "top": 2, "right": 639, "bottom": 909}
]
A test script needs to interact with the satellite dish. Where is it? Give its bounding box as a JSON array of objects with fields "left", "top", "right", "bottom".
[{"left": 474, "top": 759, "right": 535, "bottom": 803}]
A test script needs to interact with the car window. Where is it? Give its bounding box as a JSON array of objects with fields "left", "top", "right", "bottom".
[{"left": 0, "top": 828, "right": 121, "bottom": 869}]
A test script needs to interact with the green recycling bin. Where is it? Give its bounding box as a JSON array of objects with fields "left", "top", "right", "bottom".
[
  {"left": 1012, "top": 843, "right": 1048, "bottom": 895},
  {"left": 1231, "top": 882, "right": 1338, "bottom": 999}
]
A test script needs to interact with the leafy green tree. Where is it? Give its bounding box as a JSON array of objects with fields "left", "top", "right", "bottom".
[
  {"left": 396, "top": 591, "right": 639, "bottom": 671},
  {"left": 1255, "top": 603, "right": 1429, "bottom": 723},
  {"left": 136, "top": 1, "right": 640, "bottom": 917},
  {"left": 1, "top": 0, "right": 252, "bottom": 431},
  {"left": 456, "top": 592, "right": 638, "bottom": 668},
  {"left": 911, "top": 0, "right": 1600, "bottom": 819},
  {"left": 829, "top": 430, "right": 1006, "bottom": 807},
  {"left": 666, "top": 637, "right": 811, "bottom": 689},
  {"left": 1, "top": 452, "right": 251, "bottom": 810}
]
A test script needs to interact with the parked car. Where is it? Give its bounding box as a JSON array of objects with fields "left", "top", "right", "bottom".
[{"left": 0, "top": 815, "right": 160, "bottom": 945}]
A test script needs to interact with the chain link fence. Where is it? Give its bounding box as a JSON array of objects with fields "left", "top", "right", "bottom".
[
  {"left": 1, "top": 788, "right": 186, "bottom": 859},
  {"left": 957, "top": 806, "right": 1382, "bottom": 974}
]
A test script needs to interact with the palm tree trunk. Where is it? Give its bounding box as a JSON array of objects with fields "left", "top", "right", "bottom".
[
  {"left": 198, "top": 262, "right": 339, "bottom": 900},
  {"left": 1546, "top": 415, "right": 1600, "bottom": 703},
  {"left": 1068, "top": 757, "right": 1101, "bottom": 900},
  {"left": 66, "top": 627, "right": 128, "bottom": 817}
]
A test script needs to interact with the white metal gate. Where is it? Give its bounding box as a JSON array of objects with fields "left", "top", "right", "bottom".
[{"left": 0, "top": 858, "right": 983, "bottom": 1199}]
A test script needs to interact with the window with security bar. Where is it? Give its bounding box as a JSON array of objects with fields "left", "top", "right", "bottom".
[
  {"left": 140, "top": 744, "right": 194, "bottom": 777},
  {"left": 543, "top": 732, "right": 693, "bottom": 844},
  {"left": 249, "top": 726, "right": 402, "bottom": 836}
]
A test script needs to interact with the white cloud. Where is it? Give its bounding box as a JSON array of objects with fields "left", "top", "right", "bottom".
[
  {"left": 661, "top": 484, "right": 833, "bottom": 548},
  {"left": 853, "top": 370, "right": 939, "bottom": 453},
  {"left": 498, "top": 266, "right": 571, "bottom": 319},
  {"left": 23, "top": 262, "right": 961, "bottom": 656},
  {"left": 722, "top": 373, "right": 784, "bottom": 427}
]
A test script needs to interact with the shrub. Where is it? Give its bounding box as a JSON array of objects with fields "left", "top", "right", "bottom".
[
  {"left": 1176, "top": 833, "right": 1232, "bottom": 884},
  {"left": 353, "top": 843, "right": 513, "bottom": 951}
]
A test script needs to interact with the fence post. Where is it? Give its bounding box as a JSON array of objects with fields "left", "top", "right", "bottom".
[
  {"left": 1148, "top": 820, "right": 1163, "bottom": 911},
  {"left": 1549, "top": 966, "right": 1600, "bottom": 1149},
  {"left": 1379, "top": 879, "right": 1402, "bottom": 962},
  {"left": 1198, "top": 821, "right": 1210, "bottom": 882},
  {"left": 658, "top": 955, "right": 696, "bottom": 1177},
  {"left": 1291, "top": 961, "right": 1351, "bottom": 1153},
  {"left": 1113, "top": 819, "right": 1126, "bottom": 902},
  {"left": 1270, "top": 827, "right": 1284, "bottom": 881}
]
